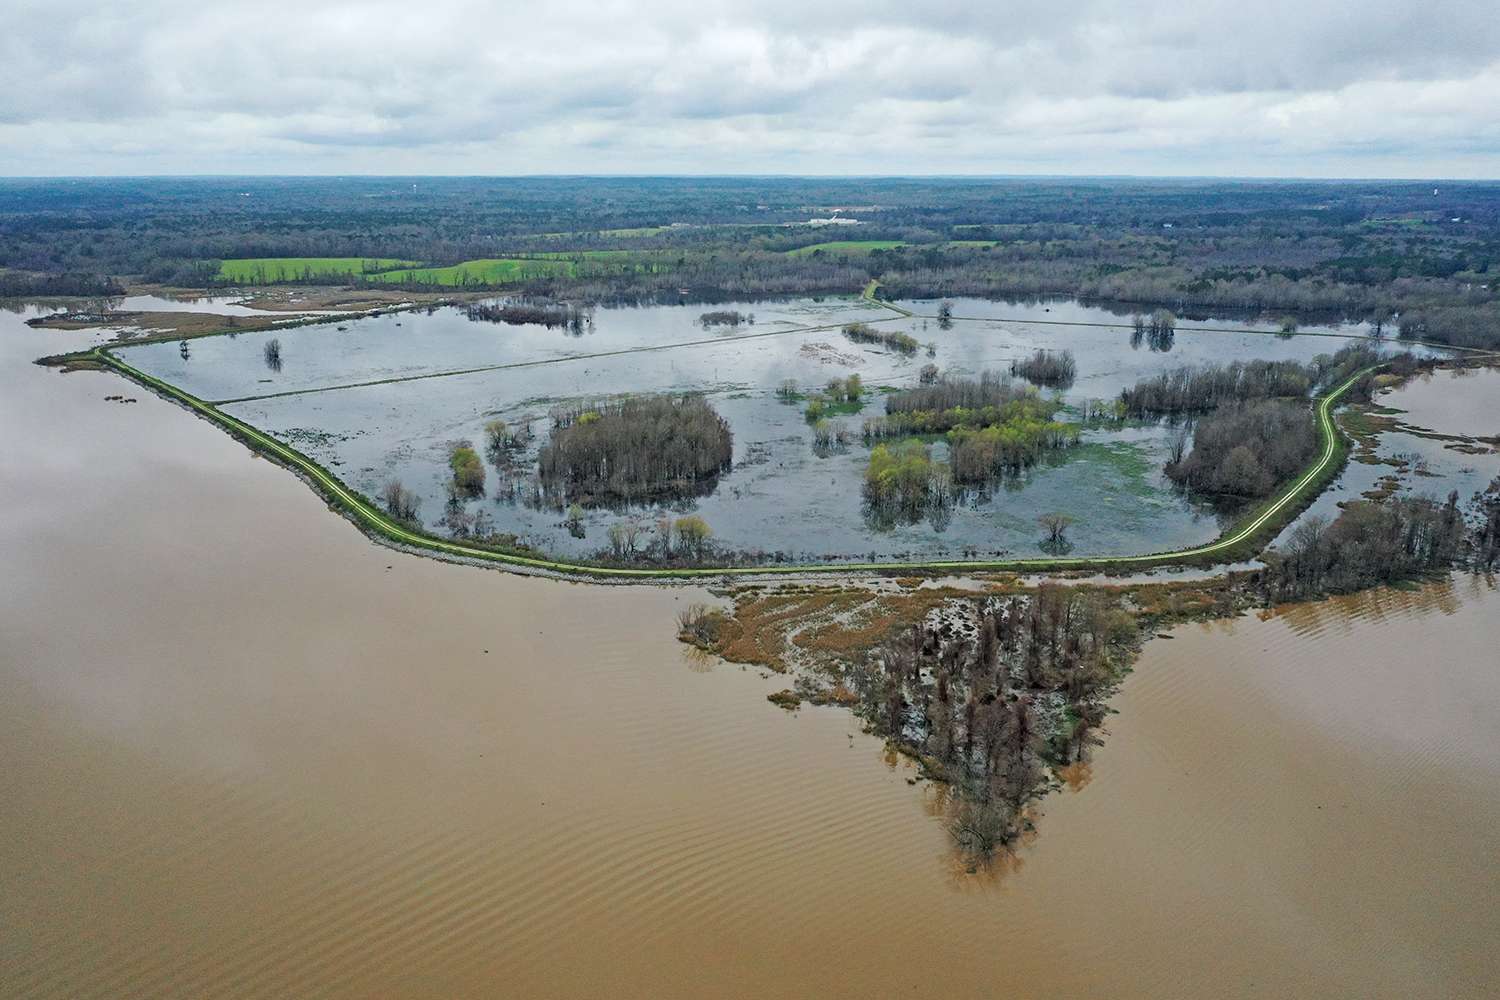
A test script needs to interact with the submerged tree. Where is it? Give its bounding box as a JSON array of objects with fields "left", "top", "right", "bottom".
[
  {"left": 484, "top": 419, "right": 511, "bottom": 454},
  {"left": 380, "top": 479, "right": 421, "bottom": 521},
  {"left": 1038, "top": 513, "right": 1075, "bottom": 545},
  {"left": 1010, "top": 349, "right": 1076, "bottom": 389},
  {"left": 842, "top": 322, "right": 918, "bottom": 354},
  {"left": 673, "top": 514, "right": 712, "bottom": 560}
]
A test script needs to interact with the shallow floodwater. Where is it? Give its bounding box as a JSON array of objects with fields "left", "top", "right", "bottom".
[
  {"left": 114, "top": 296, "right": 1422, "bottom": 563},
  {"left": 1274, "top": 364, "right": 1500, "bottom": 547},
  {"left": 4, "top": 310, "right": 1499, "bottom": 997}
]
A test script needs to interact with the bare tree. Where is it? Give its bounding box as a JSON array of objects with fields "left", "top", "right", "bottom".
[
  {"left": 1038, "top": 513, "right": 1075, "bottom": 545},
  {"left": 380, "top": 479, "right": 421, "bottom": 521}
]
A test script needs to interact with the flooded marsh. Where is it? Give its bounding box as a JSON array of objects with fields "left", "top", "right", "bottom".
[{"left": 112, "top": 295, "right": 1426, "bottom": 565}]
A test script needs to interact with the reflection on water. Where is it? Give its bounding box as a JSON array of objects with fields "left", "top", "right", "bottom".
[
  {"left": 1268, "top": 573, "right": 1472, "bottom": 635},
  {"left": 3, "top": 307, "right": 1499, "bottom": 998}
]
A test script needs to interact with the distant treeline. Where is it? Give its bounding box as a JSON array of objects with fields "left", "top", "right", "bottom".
[
  {"left": 4, "top": 176, "right": 1498, "bottom": 349},
  {"left": 0, "top": 271, "right": 124, "bottom": 298}
]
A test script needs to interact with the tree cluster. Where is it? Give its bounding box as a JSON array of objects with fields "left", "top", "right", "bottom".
[
  {"left": 1164, "top": 400, "right": 1318, "bottom": 499},
  {"left": 465, "top": 301, "right": 591, "bottom": 332},
  {"left": 449, "top": 443, "right": 486, "bottom": 496},
  {"left": 947, "top": 420, "right": 1081, "bottom": 484},
  {"left": 885, "top": 370, "right": 1035, "bottom": 416},
  {"left": 537, "top": 394, "right": 733, "bottom": 506},
  {"left": 699, "top": 309, "right": 752, "bottom": 328},
  {"left": 842, "top": 321, "right": 918, "bottom": 354},
  {"left": 844, "top": 586, "right": 1137, "bottom": 857},
  {"left": 380, "top": 479, "right": 422, "bottom": 521},
  {"left": 863, "top": 442, "right": 950, "bottom": 526},
  {"left": 1263, "top": 496, "right": 1467, "bottom": 601},
  {"left": 1475, "top": 477, "right": 1500, "bottom": 571},
  {"left": 1120, "top": 345, "right": 1404, "bottom": 418},
  {"left": 1121, "top": 359, "right": 1314, "bottom": 416},
  {"left": 1009, "top": 348, "right": 1076, "bottom": 388}
]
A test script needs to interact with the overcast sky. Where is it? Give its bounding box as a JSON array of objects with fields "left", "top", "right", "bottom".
[{"left": 3, "top": 0, "right": 1497, "bottom": 177}]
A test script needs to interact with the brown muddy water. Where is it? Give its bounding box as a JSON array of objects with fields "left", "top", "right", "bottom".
[{"left": 3, "top": 315, "right": 1498, "bottom": 998}]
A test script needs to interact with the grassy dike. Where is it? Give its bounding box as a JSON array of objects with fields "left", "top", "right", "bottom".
[{"left": 80, "top": 342, "right": 1379, "bottom": 581}]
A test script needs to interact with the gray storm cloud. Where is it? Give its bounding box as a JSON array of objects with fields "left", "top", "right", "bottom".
[{"left": 2, "top": 0, "right": 1496, "bottom": 175}]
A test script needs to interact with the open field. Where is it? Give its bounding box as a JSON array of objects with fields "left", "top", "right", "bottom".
[
  {"left": 218, "top": 258, "right": 418, "bottom": 282},
  {"left": 360, "top": 258, "right": 574, "bottom": 285},
  {"left": 211, "top": 252, "right": 669, "bottom": 290}
]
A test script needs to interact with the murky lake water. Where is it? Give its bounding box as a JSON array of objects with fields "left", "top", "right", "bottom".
[
  {"left": 4, "top": 305, "right": 1498, "bottom": 997},
  {"left": 112, "top": 296, "right": 1423, "bottom": 562}
]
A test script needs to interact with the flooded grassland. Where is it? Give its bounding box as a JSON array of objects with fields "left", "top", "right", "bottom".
[{"left": 109, "top": 295, "right": 1427, "bottom": 565}]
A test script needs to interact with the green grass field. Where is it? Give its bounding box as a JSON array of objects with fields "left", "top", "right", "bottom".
[
  {"left": 217, "top": 258, "right": 419, "bottom": 282},
  {"left": 215, "top": 253, "right": 667, "bottom": 288},
  {"left": 786, "top": 240, "right": 908, "bottom": 256},
  {"left": 361, "top": 258, "right": 575, "bottom": 286}
]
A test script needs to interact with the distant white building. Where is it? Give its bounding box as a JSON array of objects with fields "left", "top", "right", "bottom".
[{"left": 806, "top": 211, "right": 859, "bottom": 227}]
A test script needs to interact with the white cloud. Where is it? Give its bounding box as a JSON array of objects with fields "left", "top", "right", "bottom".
[{"left": 1, "top": 0, "right": 1497, "bottom": 175}]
